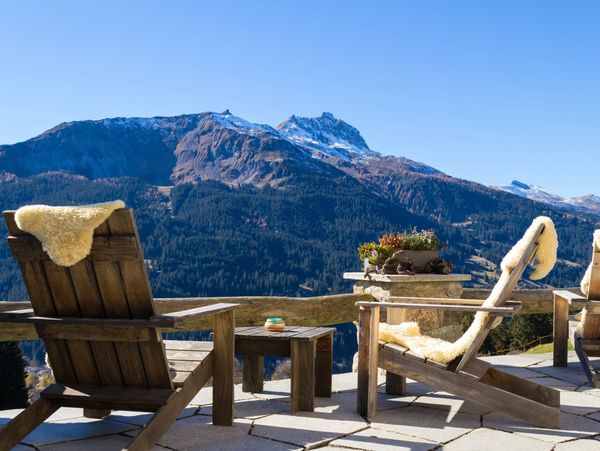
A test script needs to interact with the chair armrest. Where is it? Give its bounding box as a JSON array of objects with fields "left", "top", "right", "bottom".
[
  {"left": 0, "top": 308, "right": 34, "bottom": 321},
  {"left": 388, "top": 296, "right": 490, "bottom": 306},
  {"left": 150, "top": 303, "right": 239, "bottom": 326},
  {"left": 356, "top": 301, "right": 520, "bottom": 317},
  {"left": 553, "top": 290, "right": 586, "bottom": 304}
]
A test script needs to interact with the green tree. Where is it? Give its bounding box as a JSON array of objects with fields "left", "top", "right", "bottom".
[{"left": 0, "top": 341, "right": 28, "bottom": 409}]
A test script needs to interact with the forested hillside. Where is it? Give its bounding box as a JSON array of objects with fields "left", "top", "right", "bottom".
[{"left": 0, "top": 171, "right": 596, "bottom": 302}]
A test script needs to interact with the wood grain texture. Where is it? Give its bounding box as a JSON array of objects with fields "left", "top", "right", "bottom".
[
  {"left": 0, "top": 397, "right": 59, "bottom": 450},
  {"left": 315, "top": 334, "right": 333, "bottom": 397},
  {"left": 242, "top": 355, "right": 264, "bottom": 393},
  {"left": 2, "top": 209, "right": 231, "bottom": 449},
  {"left": 553, "top": 293, "right": 569, "bottom": 367},
  {"left": 124, "top": 355, "right": 213, "bottom": 451},
  {"left": 0, "top": 288, "right": 569, "bottom": 342},
  {"left": 385, "top": 372, "right": 406, "bottom": 395},
  {"left": 212, "top": 310, "right": 234, "bottom": 426},
  {"left": 7, "top": 235, "right": 140, "bottom": 261},
  {"left": 379, "top": 343, "right": 560, "bottom": 428},
  {"left": 291, "top": 339, "right": 316, "bottom": 413}
]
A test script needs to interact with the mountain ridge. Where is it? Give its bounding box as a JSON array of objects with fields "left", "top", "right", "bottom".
[
  {"left": 493, "top": 180, "right": 600, "bottom": 217},
  {"left": 0, "top": 110, "right": 442, "bottom": 188}
]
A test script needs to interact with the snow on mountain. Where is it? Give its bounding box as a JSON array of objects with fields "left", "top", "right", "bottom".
[
  {"left": 493, "top": 180, "right": 600, "bottom": 216},
  {"left": 276, "top": 112, "right": 380, "bottom": 161},
  {"left": 209, "top": 110, "right": 276, "bottom": 135},
  {"left": 0, "top": 110, "right": 444, "bottom": 188}
]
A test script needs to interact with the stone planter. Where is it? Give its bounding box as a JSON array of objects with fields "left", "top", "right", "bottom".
[{"left": 392, "top": 250, "right": 438, "bottom": 272}]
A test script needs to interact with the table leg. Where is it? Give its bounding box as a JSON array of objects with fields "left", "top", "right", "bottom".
[
  {"left": 291, "top": 339, "right": 316, "bottom": 413},
  {"left": 242, "top": 355, "right": 264, "bottom": 393},
  {"left": 315, "top": 334, "right": 333, "bottom": 397},
  {"left": 385, "top": 372, "right": 406, "bottom": 395}
]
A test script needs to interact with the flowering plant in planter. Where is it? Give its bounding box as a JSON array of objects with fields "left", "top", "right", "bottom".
[{"left": 358, "top": 229, "right": 451, "bottom": 275}]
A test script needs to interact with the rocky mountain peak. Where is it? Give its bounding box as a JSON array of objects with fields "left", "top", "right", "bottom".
[{"left": 276, "top": 112, "right": 379, "bottom": 161}]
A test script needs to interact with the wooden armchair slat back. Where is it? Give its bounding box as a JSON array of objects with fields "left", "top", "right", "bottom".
[{"left": 3, "top": 209, "right": 173, "bottom": 390}]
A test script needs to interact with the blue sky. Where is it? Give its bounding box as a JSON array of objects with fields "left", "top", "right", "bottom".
[{"left": 1, "top": 1, "right": 598, "bottom": 196}]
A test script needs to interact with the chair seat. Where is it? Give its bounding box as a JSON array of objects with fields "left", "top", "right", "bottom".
[
  {"left": 164, "top": 340, "right": 214, "bottom": 388},
  {"left": 379, "top": 340, "right": 449, "bottom": 369}
]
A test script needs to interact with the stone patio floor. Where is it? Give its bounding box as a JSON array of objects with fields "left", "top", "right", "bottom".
[{"left": 2, "top": 351, "right": 600, "bottom": 450}]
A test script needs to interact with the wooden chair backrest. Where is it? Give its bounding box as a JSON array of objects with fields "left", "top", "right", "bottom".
[
  {"left": 582, "top": 237, "right": 600, "bottom": 340},
  {"left": 455, "top": 222, "right": 545, "bottom": 372},
  {"left": 3, "top": 208, "right": 173, "bottom": 389}
]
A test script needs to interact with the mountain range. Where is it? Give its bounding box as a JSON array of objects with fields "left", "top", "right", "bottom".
[
  {"left": 0, "top": 111, "right": 598, "bottom": 303},
  {"left": 493, "top": 180, "right": 600, "bottom": 216}
]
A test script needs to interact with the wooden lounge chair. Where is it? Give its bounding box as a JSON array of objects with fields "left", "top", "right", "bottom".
[
  {"left": 553, "top": 231, "right": 600, "bottom": 386},
  {"left": 0, "top": 208, "right": 238, "bottom": 451},
  {"left": 356, "top": 220, "right": 561, "bottom": 428}
]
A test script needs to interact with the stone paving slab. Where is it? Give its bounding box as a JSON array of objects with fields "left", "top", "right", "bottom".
[
  {"left": 528, "top": 361, "right": 593, "bottom": 386},
  {"left": 554, "top": 438, "right": 600, "bottom": 450},
  {"left": 369, "top": 404, "right": 481, "bottom": 443},
  {"left": 412, "top": 392, "right": 493, "bottom": 416},
  {"left": 560, "top": 390, "right": 600, "bottom": 416},
  {"left": 2, "top": 351, "right": 600, "bottom": 450},
  {"left": 251, "top": 391, "right": 368, "bottom": 448},
  {"left": 329, "top": 427, "right": 437, "bottom": 450},
  {"left": 442, "top": 427, "right": 554, "bottom": 451},
  {"left": 483, "top": 410, "right": 600, "bottom": 443},
  {"left": 12, "top": 416, "right": 138, "bottom": 447}
]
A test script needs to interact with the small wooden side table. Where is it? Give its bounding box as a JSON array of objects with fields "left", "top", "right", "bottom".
[{"left": 235, "top": 326, "right": 335, "bottom": 413}]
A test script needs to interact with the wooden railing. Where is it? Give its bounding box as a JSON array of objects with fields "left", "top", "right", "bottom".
[{"left": 0, "top": 288, "right": 578, "bottom": 341}]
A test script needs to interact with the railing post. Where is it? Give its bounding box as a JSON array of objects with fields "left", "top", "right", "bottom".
[
  {"left": 553, "top": 293, "right": 569, "bottom": 367},
  {"left": 357, "top": 305, "right": 379, "bottom": 418}
]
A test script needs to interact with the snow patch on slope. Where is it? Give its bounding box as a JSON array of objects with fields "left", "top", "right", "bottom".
[{"left": 209, "top": 110, "right": 276, "bottom": 135}]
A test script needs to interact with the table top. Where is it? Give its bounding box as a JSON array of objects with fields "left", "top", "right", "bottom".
[
  {"left": 235, "top": 326, "right": 335, "bottom": 341},
  {"left": 343, "top": 272, "right": 471, "bottom": 283}
]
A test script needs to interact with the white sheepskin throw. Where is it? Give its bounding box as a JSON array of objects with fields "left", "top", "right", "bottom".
[
  {"left": 580, "top": 230, "right": 600, "bottom": 296},
  {"left": 14, "top": 200, "right": 125, "bottom": 267},
  {"left": 576, "top": 230, "right": 599, "bottom": 333},
  {"left": 379, "top": 216, "right": 558, "bottom": 364}
]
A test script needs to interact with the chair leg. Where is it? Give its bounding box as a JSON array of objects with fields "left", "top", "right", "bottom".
[
  {"left": 385, "top": 372, "right": 406, "bottom": 395},
  {"left": 125, "top": 390, "right": 190, "bottom": 451},
  {"left": 0, "top": 397, "right": 59, "bottom": 450},
  {"left": 574, "top": 332, "right": 600, "bottom": 388},
  {"left": 125, "top": 357, "right": 213, "bottom": 451}
]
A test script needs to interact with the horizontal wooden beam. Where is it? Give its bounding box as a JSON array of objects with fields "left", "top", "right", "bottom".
[
  {"left": 150, "top": 303, "right": 239, "bottom": 325},
  {"left": 462, "top": 287, "right": 582, "bottom": 314},
  {"left": 0, "top": 293, "right": 373, "bottom": 341},
  {"left": 0, "top": 288, "right": 580, "bottom": 342},
  {"left": 357, "top": 301, "right": 520, "bottom": 316}
]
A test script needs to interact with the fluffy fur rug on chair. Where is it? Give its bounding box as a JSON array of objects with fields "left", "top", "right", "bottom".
[
  {"left": 14, "top": 200, "right": 125, "bottom": 266},
  {"left": 378, "top": 216, "right": 558, "bottom": 364}
]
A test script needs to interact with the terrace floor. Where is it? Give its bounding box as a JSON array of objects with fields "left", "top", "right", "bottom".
[{"left": 2, "top": 351, "right": 600, "bottom": 450}]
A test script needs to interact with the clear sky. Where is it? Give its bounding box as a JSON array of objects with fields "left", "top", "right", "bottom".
[{"left": 1, "top": 1, "right": 598, "bottom": 196}]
